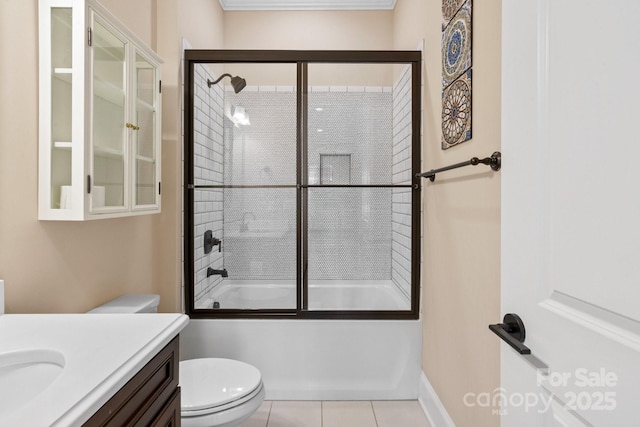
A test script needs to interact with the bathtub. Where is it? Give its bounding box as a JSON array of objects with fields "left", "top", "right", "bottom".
[
  {"left": 195, "top": 280, "right": 410, "bottom": 310},
  {"left": 182, "top": 280, "right": 422, "bottom": 400}
]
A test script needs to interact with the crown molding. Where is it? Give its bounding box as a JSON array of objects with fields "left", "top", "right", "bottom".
[{"left": 218, "top": 0, "right": 396, "bottom": 11}]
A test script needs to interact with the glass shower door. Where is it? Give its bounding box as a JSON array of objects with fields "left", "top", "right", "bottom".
[
  {"left": 304, "top": 63, "right": 415, "bottom": 312},
  {"left": 185, "top": 50, "right": 421, "bottom": 318},
  {"left": 191, "top": 63, "right": 298, "bottom": 311}
]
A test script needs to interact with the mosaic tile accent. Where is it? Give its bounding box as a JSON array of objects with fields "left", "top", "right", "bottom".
[
  {"left": 442, "top": 69, "right": 472, "bottom": 149},
  {"left": 442, "top": 0, "right": 472, "bottom": 88},
  {"left": 223, "top": 90, "right": 298, "bottom": 186},
  {"left": 308, "top": 91, "right": 393, "bottom": 185},
  {"left": 307, "top": 188, "right": 392, "bottom": 280},
  {"left": 223, "top": 187, "right": 297, "bottom": 280}
]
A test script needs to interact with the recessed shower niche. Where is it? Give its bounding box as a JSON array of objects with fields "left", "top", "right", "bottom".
[{"left": 184, "top": 51, "right": 421, "bottom": 319}]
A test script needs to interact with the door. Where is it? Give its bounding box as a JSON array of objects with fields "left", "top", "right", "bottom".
[{"left": 501, "top": 0, "right": 640, "bottom": 425}]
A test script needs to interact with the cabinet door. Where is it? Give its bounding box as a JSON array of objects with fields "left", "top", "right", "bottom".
[
  {"left": 133, "top": 52, "right": 160, "bottom": 210},
  {"left": 90, "top": 13, "right": 128, "bottom": 212},
  {"left": 50, "top": 7, "right": 73, "bottom": 211}
]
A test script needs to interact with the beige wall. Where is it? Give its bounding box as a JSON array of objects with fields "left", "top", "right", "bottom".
[
  {"left": 224, "top": 10, "right": 393, "bottom": 50},
  {"left": 0, "top": 0, "right": 227, "bottom": 314},
  {"left": 223, "top": 10, "right": 394, "bottom": 86},
  {"left": 0, "top": 0, "right": 158, "bottom": 313},
  {"left": 394, "top": 0, "right": 501, "bottom": 426}
]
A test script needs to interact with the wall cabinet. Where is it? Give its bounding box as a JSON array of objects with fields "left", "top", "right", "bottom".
[{"left": 39, "top": 0, "right": 162, "bottom": 220}]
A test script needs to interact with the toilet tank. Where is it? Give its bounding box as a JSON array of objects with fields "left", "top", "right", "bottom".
[{"left": 88, "top": 294, "right": 160, "bottom": 313}]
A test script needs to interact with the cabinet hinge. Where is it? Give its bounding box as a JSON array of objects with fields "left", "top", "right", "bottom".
[
  {"left": 159, "top": 80, "right": 162, "bottom": 94},
  {"left": 88, "top": 27, "right": 92, "bottom": 47},
  {"left": 87, "top": 175, "right": 92, "bottom": 194},
  {"left": 158, "top": 182, "right": 161, "bottom": 195}
]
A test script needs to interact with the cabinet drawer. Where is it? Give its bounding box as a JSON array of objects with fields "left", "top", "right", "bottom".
[
  {"left": 149, "top": 388, "right": 181, "bottom": 427},
  {"left": 84, "top": 336, "right": 179, "bottom": 427}
]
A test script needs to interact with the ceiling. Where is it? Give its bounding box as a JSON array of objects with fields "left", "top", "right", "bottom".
[{"left": 218, "top": 0, "right": 397, "bottom": 11}]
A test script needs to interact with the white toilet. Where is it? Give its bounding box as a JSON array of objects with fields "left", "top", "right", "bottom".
[{"left": 90, "top": 294, "right": 265, "bottom": 427}]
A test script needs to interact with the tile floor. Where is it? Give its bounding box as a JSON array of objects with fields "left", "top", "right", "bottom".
[{"left": 240, "top": 401, "right": 432, "bottom": 427}]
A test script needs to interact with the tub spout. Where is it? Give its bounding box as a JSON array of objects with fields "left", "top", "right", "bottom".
[{"left": 207, "top": 268, "right": 228, "bottom": 278}]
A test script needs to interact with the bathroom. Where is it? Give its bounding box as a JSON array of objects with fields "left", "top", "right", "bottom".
[{"left": 1, "top": 0, "right": 501, "bottom": 426}]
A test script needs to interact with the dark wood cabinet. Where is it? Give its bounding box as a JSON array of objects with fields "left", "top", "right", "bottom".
[{"left": 84, "top": 336, "right": 180, "bottom": 427}]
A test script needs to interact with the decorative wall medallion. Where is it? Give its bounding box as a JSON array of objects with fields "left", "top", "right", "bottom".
[
  {"left": 442, "top": 0, "right": 465, "bottom": 29},
  {"left": 442, "top": 69, "right": 471, "bottom": 149},
  {"left": 442, "top": 0, "right": 471, "bottom": 88}
]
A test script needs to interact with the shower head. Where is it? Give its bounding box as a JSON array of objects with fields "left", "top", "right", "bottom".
[
  {"left": 207, "top": 73, "right": 247, "bottom": 93},
  {"left": 229, "top": 75, "right": 247, "bottom": 93}
]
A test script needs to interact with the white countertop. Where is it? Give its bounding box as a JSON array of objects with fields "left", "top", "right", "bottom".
[{"left": 0, "top": 313, "right": 189, "bottom": 426}]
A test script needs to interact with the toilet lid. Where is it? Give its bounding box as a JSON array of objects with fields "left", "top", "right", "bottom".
[{"left": 180, "top": 358, "right": 262, "bottom": 411}]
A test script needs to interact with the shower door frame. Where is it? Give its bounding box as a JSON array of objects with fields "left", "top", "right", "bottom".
[{"left": 184, "top": 50, "right": 421, "bottom": 320}]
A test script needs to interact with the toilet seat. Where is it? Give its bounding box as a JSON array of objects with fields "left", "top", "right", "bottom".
[
  {"left": 180, "top": 358, "right": 263, "bottom": 416},
  {"left": 181, "top": 381, "right": 264, "bottom": 418}
]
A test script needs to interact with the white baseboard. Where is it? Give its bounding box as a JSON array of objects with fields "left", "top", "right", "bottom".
[{"left": 418, "top": 371, "right": 456, "bottom": 427}]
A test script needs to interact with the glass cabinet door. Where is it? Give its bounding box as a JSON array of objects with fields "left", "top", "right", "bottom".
[
  {"left": 91, "top": 17, "right": 127, "bottom": 210},
  {"left": 50, "top": 7, "right": 73, "bottom": 211},
  {"left": 133, "top": 53, "right": 158, "bottom": 208}
]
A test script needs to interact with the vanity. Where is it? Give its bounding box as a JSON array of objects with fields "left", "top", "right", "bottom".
[{"left": 0, "top": 313, "right": 188, "bottom": 426}]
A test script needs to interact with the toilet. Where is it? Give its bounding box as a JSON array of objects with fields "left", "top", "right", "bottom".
[
  {"left": 87, "top": 294, "right": 161, "bottom": 313},
  {"left": 90, "top": 294, "right": 265, "bottom": 427}
]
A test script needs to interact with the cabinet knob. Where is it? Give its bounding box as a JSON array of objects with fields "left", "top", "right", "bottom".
[{"left": 126, "top": 122, "right": 140, "bottom": 131}]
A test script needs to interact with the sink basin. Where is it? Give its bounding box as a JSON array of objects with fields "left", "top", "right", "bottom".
[{"left": 0, "top": 349, "right": 65, "bottom": 418}]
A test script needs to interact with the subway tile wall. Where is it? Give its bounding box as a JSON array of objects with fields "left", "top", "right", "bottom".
[
  {"left": 193, "top": 64, "right": 225, "bottom": 305},
  {"left": 391, "top": 65, "right": 413, "bottom": 298}
]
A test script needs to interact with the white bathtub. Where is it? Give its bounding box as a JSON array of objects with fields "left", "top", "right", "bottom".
[
  {"left": 183, "top": 280, "right": 421, "bottom": 400},
  {"left": 196, "top": 280, "right": 410, "bottom": 310}
]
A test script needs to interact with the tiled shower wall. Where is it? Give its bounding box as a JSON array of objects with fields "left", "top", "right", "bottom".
[
  {"left": 391, "top": 66, "right": 413, "bottom": 298},
  {"left": 193, "top": 64, "right": 225, "bottom": 304},
  {"left": 222, "top": 87, "right": 298, "bottom": 280},
  {"left": 222, "top": 86, "right": 395, "bottom": 280},
  {"left": 307, "top": 88, "right": 393, "bottom": 280},
  {"left": 192, "top": 77, "right": 414, "bottom": 301}
]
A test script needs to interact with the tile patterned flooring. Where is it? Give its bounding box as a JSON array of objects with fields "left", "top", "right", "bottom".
[{"left": 240, "top": 401, "right": 432, "bottom": 427}]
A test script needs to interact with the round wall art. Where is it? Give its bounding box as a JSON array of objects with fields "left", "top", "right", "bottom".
[{"left": 442, "top": 69, "right": 472, "bottom": 149}]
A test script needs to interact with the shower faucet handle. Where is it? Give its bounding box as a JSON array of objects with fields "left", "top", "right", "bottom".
[{"left": 203, "top": 230, "right": 222, "bottom": 254}]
